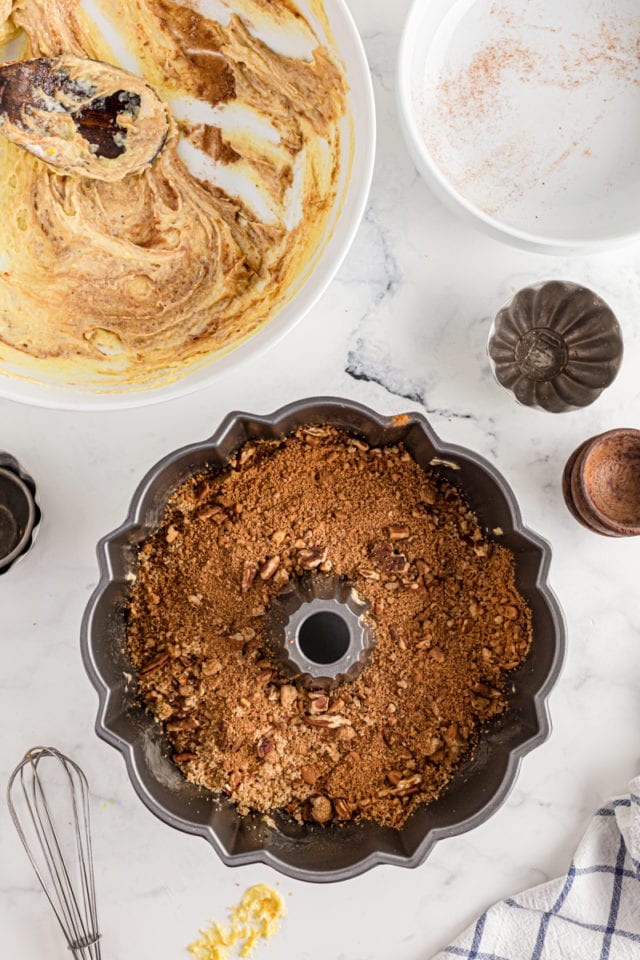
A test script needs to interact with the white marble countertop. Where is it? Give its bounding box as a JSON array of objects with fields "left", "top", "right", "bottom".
[{"left": 3, "top": 1, "right": 640, "bottom": 957}]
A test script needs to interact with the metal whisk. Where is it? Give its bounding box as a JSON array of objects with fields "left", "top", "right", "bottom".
[{"left": 7, "top": 747, "right": 102, "bottom": 959}]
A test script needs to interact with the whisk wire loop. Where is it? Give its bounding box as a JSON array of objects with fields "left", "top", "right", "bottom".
[{"left": 7, "top": 747, "right": 102, "bottom": 960}]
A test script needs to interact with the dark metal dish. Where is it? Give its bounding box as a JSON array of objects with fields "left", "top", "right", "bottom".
[
  {"left": 0, "top": 453, "right": 40, "bottom": 574},
  {"left": 81, "top": 397, "right": 565, "bottom": 883},
  {"left": 488, "top": 281, "right": 623, "bottom": 413}
]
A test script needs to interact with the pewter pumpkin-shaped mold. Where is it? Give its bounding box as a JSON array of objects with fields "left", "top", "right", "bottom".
[
  {"left": 81, "top": 398, "right": 565, "bottom": 883},
  {"left": 488, "top": 281, "right": 623, "bottom": 413}
]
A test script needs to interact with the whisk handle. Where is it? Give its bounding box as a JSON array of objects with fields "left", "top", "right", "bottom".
[{"left": 68, "top": 931, "right": 101, "bottom": 958}]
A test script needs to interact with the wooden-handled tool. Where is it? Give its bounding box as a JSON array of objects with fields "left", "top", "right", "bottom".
[{"left": 0, "top": 56, "right": 170, "bottom": 180}]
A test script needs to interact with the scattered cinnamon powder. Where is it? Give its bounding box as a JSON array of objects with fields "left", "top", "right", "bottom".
[
  {"left": 435, "top": 17, "right": 640, "bottom": 128},
  {"left": 419, "top": 10, "right": 640, "bottom": 220},
  {"left": 127, "top": 426, "right": 532, "bottom": 830},
  {"left": 438, "top": 40, "right": 536, "bottom": 122}
]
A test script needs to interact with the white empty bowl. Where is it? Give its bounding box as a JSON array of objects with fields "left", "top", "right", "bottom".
[{"left": 398, "top": 0, "right": 640, "bottom": 253}]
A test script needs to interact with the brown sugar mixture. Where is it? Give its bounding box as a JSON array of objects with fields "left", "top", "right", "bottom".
[{"left": 127, "top": 426, "right": 532, "bottom": 829}]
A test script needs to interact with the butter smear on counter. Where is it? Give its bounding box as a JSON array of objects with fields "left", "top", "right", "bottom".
[{"left": 187, "top": 884, "right": 286, "bottom": 960}]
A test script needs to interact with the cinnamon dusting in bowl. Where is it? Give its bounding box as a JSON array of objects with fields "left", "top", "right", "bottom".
[{"left": 417, "top": 2, "right": 640, "bottom": 223}]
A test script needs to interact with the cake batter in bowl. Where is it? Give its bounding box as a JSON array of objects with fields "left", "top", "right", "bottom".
[{"left": 0, "top": 0, "right": 375, "bottom": 407}]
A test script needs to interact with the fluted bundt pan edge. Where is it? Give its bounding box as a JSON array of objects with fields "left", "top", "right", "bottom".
[{"left": 81, "top": 397, "right": 566, "bottom": 882}]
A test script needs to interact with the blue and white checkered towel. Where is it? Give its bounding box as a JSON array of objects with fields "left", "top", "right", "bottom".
[{"left": 435, "top": 777, "right": 640, "bottom": 959}]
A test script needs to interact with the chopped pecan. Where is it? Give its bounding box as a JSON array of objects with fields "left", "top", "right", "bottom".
[
  {"left": 389, "top": 627, "right": 407, "bottom": 650},
  {"left": 415, "top": 610, "right": 432, "bottom": 623},
  {"left": 308, "top": 696, "right": 330, "bottom": 715},
  {"left": 173, "top": 752, "right": 197, "bottom": 763},
  {"left": 301, "top": 764, "right": 321, "bottom": 785},
  {"left": 350, "top": 438, "right": 369, "bottom": 451},
  {"left": 471, "top": 682, "right": 501, "bottom": 699},
  {"left": 166, "top": 717, "right": 198, "bottom": 732},
  {"left": 193, "top": 480, "right": 214, "bottom": 504},
  {"left": 297, "top": 546, "right": 328, "bottom": 569},
  {"left": 139, "top": 652, "right": 169, "bottom": 676},
  {"left": 241, "top": 560, "right": 258, "bottom": 592},
  {"left": 387, "top": 524, "right": 410, "bottom": 540},
  {"left": 238, "top": 445, "right": 256, "bottom": 465},
  {"left": 259, "top": 555, "right": 280, "bottom": 580},
  {"left": 197, "top": 504, "right": 226, "bottom": 522},
  {"left": 337, "top": 726, "right": 356, "bottom": 741},
  {"left": 304, "top": 715, "right": 352, "bottom": 730},
  {"left": 280, "top": 685, "right": 298, "bottom": 710},
  {"left": 311, "top": 796, "right": 333, "bottom": 823},
  {"left": 229, "top": 632, "right": 246, "bottom": 651},
  {"left": 165, "top": 525, "right": 180, "bottom": 544},
  {"left": 369, "top": 541, "right": 393, "bottom": 566},
  {"left": 370, "top": 541, "right": 410, "bottom": 575},
  {"left": 258, "top": 737, "right": 274, "bottom": 757},
  {"left": 423, "top": 736, "right": 442, "bottom": 757},
  {"left": 386, "top": 553, "right": 409, "bottom": 575},
  {"left": 202, "top": 659, "right": 222, "bottom": 677},
  {"left": 333, "top": 798, "right": 353, "bottom": 820},
  {"left": 389, "top": 774, "right": 421, "bottom": 798},
  {"left": 383, "top": 728, "right": 402, "bottom": 748},
  {"left": 378, "top": 774, "right": 422, "bottom": 798}
]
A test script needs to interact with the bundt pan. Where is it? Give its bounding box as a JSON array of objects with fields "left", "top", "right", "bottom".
[{"left": 81, "top": 397, "right": 565, "bottom": 883}]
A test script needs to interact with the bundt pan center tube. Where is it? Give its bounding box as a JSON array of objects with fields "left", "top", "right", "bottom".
[{"left": 81, "top": 398, "right": 566, "bottom": 883}]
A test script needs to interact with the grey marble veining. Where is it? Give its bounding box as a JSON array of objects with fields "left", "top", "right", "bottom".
[{"left": 2, "top": 1, "right": 640, "bottom": 957}]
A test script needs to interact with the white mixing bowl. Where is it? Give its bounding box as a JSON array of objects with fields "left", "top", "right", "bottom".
[
  {"left": 398, "top": 0, "right": 640, "bottom": 254},
  {"left": 0, "top": 0, "right": 375, "bottom": 410}
]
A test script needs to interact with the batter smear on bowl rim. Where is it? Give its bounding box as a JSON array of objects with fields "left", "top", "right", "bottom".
[{"left": 0, "top": 0, "right": 347, "bottom": 387}]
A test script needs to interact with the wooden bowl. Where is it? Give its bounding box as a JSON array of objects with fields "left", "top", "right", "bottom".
[{"left": 563, "top": 429, "right": 640, "bottom": 537}]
